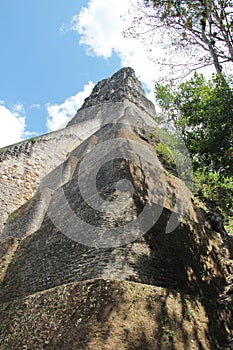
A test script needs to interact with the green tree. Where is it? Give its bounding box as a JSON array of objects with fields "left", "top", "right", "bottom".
[
  {"left": 155, "top": 73, "right": 233, "bottom": 229},
  {"left": 155, "top": 73, "right": 233, "bottom": 174}
]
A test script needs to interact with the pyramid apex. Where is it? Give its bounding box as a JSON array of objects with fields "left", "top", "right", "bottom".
[{"left": 68, "top": 67, "right": 155, "bottom": 126}]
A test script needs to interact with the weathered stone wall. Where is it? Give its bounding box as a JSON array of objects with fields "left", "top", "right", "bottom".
[
  {"left": 0, "top": 120, "right": 100, "bottom": 233},
  {"left": 0, "top": 280, "right": 213, "bottom": 350},
  {"left": 0, "top": 206, "right": 232, "bottom": 305},
  {"left": 0, "top": 121, "right": 232, "bottom": 304},
  {"left": 0, "top": 67, "right": 157, "bottom": 234}
]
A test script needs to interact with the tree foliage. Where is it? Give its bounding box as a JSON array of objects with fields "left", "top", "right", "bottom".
[
  {"left": 128, "top": 0, "right": 233, "bottom": 76},
  {"left": 194, "top": 169, "right": 233, "bottom": 222},
  {"left": 155, "top": 73, "right": 233, "bottom": 228},
  {"left": 155, "top": 73, "right": 233, "bottom": 174}
]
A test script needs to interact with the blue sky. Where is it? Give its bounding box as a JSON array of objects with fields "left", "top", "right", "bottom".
[
  {"left": 0, "top": 0, "right": 127, "bottom": 147},
  {"left": 0, "top": 0, "right": 218, "bottom": 148}
]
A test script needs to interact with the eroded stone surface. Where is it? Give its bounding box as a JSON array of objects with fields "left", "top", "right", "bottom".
[
  {"left": 0, "top": 280, "right": 212, "bottom": 350},
  {"left": 0, "top": 67, "right": 232, "bottom": 349}
]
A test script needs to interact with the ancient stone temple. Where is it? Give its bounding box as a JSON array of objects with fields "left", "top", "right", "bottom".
[{"left": 0, "top": 68, "right": 232, "bottom": 349}]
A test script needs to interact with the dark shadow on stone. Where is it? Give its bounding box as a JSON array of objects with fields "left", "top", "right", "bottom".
[{"left": 133, "top": 208, "right": 233, "bottom": 349}]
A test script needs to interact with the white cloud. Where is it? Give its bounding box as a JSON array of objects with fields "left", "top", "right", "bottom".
[
  {"left": 71, "top": 0, "right": 166, "bottom": 93},
  {"left": 72, "top": 0, "right": 219, "bottom": 89},
  {"left": 0, "top": 105, "right": 26, "bottom": 148},
  {"left": 46, "top": 81, "right": 94, "bottom": 132},
  {"left": 73, "top": 0, "right": 126, "bottom": 59},
  {"left": 12, "top": 102, "right": 25, "bottom": 115}
]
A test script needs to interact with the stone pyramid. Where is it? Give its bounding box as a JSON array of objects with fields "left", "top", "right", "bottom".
[{"left": 0, "top": 68, "right": 232, "bottom": 349}]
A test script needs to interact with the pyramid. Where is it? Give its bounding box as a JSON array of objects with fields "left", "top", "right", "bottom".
[{"left": 0, "top": 68, "right": 232, "bottom": 349}]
